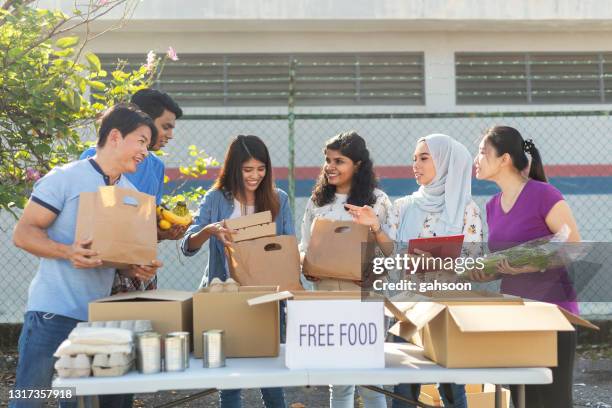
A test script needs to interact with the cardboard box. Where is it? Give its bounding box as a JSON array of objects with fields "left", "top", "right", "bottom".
[
  {"left": 226, "top": 235, "right": 303, "bottom": 291},
  {"left": 386, "top": 296, "right": 597, "bottom": 368},
  {"left": 193, "top": 286, "right": 281, "bottom": 358},
  {"left": 303, "top": 219, "right": 375, "bottom": 281},
  {"left": 89, "top": 290, "right": 193, "bottom": 343},
  {"left": 250, "top": 291, "right": 385, "bottom": 369},
  {"left": 225, "top": 211, "right": 276, "bottom": 242},
  {"left": 76, "top": 186, "right": 157, "bottom": 268},
  {"left": 419, "top": 384, "right": 510, "bottom": 407}
]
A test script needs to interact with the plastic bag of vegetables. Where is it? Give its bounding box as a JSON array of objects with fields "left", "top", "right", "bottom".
[{"left": 480, "top": 225, "right": 574, "bottom": 275}]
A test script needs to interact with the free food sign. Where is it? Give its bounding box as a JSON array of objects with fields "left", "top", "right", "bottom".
[{"left": 285, "top": 299, "right": 385, "bottom": 369}]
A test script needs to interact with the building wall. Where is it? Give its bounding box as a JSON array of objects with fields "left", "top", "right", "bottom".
[{"left": 38, "top": 0, "right": 612, "bottom": 24}]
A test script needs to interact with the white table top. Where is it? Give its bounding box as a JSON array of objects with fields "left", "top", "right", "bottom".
[{"left": 53, "top": 343, "right": 552, "bottom": 396}]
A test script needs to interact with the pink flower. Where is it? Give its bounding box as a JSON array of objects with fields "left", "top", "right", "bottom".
[
  {"left": 166, "top": 46, "right": 179, "bottom": 61},
  {"left": 25, "top": 168, "right": 41, "bottom": 182},
  {"left": 144, "top": 50, "right": 156, "bottom": 72},
  {"left": 98, "top": 0, "right": 109, "bottom": 5}
]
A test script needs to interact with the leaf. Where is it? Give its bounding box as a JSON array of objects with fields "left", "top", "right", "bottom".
[
  {"left": 85, "top": 52, "right": 101, "bottom": 73},
  {"left": 33, "top": 144, "right": 52, "bottom": 155},
  {"left": 78, "top": 78, "right": 87, "bottom": 94},
  {"left": 88, "top": 80, "right": 106, "bottom": 91},
  {"left": 53, "top": 48, "right": 74, "bottom": 58},
  {"left": 8, "top": 48, "right": 22, "bottom": 59},
  {"left": 112, "top": 70, "right": 129, "bottom": 81},
  {"left": 55, "top": 36, "right": 80, "bottom": 49}
]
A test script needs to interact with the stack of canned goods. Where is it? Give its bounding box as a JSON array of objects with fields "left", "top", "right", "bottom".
[
  {"left": 135, "top": 331, "right": 191, "bottom": 374},
  {"left": 135, "top": 330, "right": 227, "bottom": 373}
]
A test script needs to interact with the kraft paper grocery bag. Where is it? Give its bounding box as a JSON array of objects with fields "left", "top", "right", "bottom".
[
  {"left": 75, "top": 186, "right": 157, "bottom": 268},
  {"left": 226, "top": 235, "right": 303, "bottom": 291},
  {"left": 303, "top": 218, "right": 375, "bottom": 281}
]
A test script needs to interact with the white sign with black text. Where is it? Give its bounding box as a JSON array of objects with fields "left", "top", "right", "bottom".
[{"left": 285, "top": 299, "right": 385, "bottom": 369}]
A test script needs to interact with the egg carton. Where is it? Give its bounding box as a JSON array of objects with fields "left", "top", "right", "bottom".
[
  {"left": 55, "top": 354, "right": 91, "bottom": 378},
  {"left": 77, "top": 319, "right": 152, "bottom": 332},
  {"left": 55, "top": 351, "right": 135, "bottom": 378},
  {"left": 208, "top": 278, "right": 239, "bottom": 292},
  {"left": 92, "top": 352, "right": 134, "bottom": 377}
]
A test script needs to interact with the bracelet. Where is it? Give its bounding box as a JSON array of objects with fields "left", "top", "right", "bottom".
[{"left": 370, "top": 223, "right": 382, "bottom": 234}]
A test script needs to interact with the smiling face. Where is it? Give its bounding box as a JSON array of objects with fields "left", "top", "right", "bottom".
[
  {"left": 150, "top": 109, "right": 176, "bottom": 150},
  {"left": 241, "top": 158, "right": 266, "bottom": 194},
  {"left": 324, "top": 149, "right": 358, "bottom": 192},
  {"left": 114, "top": 125, "right": 151, "bottom": 173},
  {"left": 412, "top": 141, "right": 436, "bottom": 186}
]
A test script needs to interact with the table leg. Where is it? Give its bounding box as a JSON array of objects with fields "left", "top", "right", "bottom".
[
  {"left": 76, "top": 396, "right": 99, "bottom": 408},
  {"left": 495, "top": 384, "right": 502, "bottom": 408},
  {"left": 517, "top": 384, "right": 526, "bottom": 408}
]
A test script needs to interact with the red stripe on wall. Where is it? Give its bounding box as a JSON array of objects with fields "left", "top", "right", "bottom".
[{"left": 165, "top": 164, "right": 612, "bottom": 181}]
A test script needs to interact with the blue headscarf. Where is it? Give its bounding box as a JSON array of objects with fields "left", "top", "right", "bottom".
[{"left": 396, "top": 134, "right": 473, "bottom": 242}]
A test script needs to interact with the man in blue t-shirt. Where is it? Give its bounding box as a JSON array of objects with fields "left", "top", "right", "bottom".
[
  {"left": 11, "top": 104, "right": 163, "bottom": 407},
  {"left": 81, "top": 89, "right": 185, "bottom": 293}
]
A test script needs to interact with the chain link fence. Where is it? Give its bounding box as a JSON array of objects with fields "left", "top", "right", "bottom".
[{"left": 2, "top": 110, "right": 611, "bottom": 323}]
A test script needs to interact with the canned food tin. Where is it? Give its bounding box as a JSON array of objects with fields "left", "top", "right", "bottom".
[
  {"left": 202, "top": 330, "right": 225, "bottom": 368},
  {"left": 136, "top": 332, "right": 161, "bottom": 374},
  {"left": 164, "top": 335, "right": 185, "bottom": 372},
  {"left": 167, "top": 332, "right": 190, "bottom": 369}
]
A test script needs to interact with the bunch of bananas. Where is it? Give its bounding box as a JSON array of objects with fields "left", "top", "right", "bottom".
[{"left": 157, "top": 201, "right": 193, "bottom": 230}]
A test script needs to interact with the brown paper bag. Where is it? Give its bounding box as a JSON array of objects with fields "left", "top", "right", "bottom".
[
  {"left": 226, "top": 235, "right": 303, "bottom": 291},
  {"left": 75, "top": 186, "right": 157, "bottom": 268},
  {"left": 303, "top": 218, "right": 375, "bottom": 281}
]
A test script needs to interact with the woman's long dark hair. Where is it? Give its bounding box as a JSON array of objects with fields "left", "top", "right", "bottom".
[
  {"left": 312, "top": 131, "right": 378, "bottom": 207},
  {"left": 212, "top": 135, "right": 280, "bottom": 219},
  {"left": 484, "top": 126, "right": 547, "bottom": 182}
]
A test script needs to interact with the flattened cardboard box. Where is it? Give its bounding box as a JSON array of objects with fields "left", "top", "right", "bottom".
[
  {"left": 419, "top": 384, "right": 510, "bottom": 408},
  {"left": 386, "top": 296, "right": 597, "bottom": 368},
  {"left": 193, "top": 286, "right": 280, "bottom": 358},
  {"left": 89, "top": 290, "right": 193, "bottom": 346},
  {"left": 225, "top": 211, "right": 276, "bottom": 242}
]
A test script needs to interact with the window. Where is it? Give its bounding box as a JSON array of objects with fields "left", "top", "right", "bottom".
[
  {"left": 456, "top": 52, "right": 610, "bottom": 104},
  {"left": 98, "top": 53, "right": 424, "bottom": 106}
]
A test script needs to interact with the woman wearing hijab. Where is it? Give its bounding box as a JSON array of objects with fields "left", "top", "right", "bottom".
[{"left": 347, "top": 134, "right": 483, "bottom": 408}]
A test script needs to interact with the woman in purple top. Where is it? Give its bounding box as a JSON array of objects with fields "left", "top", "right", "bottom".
[{"left": 470, "top": 126, "right": 581, "bottom": 408}]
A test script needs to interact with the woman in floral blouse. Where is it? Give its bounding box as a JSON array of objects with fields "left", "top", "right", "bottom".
[
  {"left": 348, "top": 133, "right": 482, "bottom": 408},
  {"left": 299, "top": 130, "right": 392, "bottom": 408}
]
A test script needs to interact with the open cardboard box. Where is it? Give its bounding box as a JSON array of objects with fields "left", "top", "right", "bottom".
[
  {"left": 249, "top": 291, "right": 385, "bottom": 369},
  {"left": 385, "top": 293, "right": 598, "bottom": 368},
  {"left": 419, "top": 384, "right": 510, "bottom": 407},
  {"left": 88, "top": 290, "right": 193, "bottom": 345},
  {"left": 193, "top": 285, "right": 281, "bottom": 358},
  {"left": 225, "top": 210, "right": 276, "bottom": 242}
]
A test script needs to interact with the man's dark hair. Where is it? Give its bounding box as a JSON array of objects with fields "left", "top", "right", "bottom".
[
  {"left": 130, "top": 89, "right": 183, "bottom": 120},
  {"left": 97, "top": 103, "right": 158, "bottom": 148}
]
